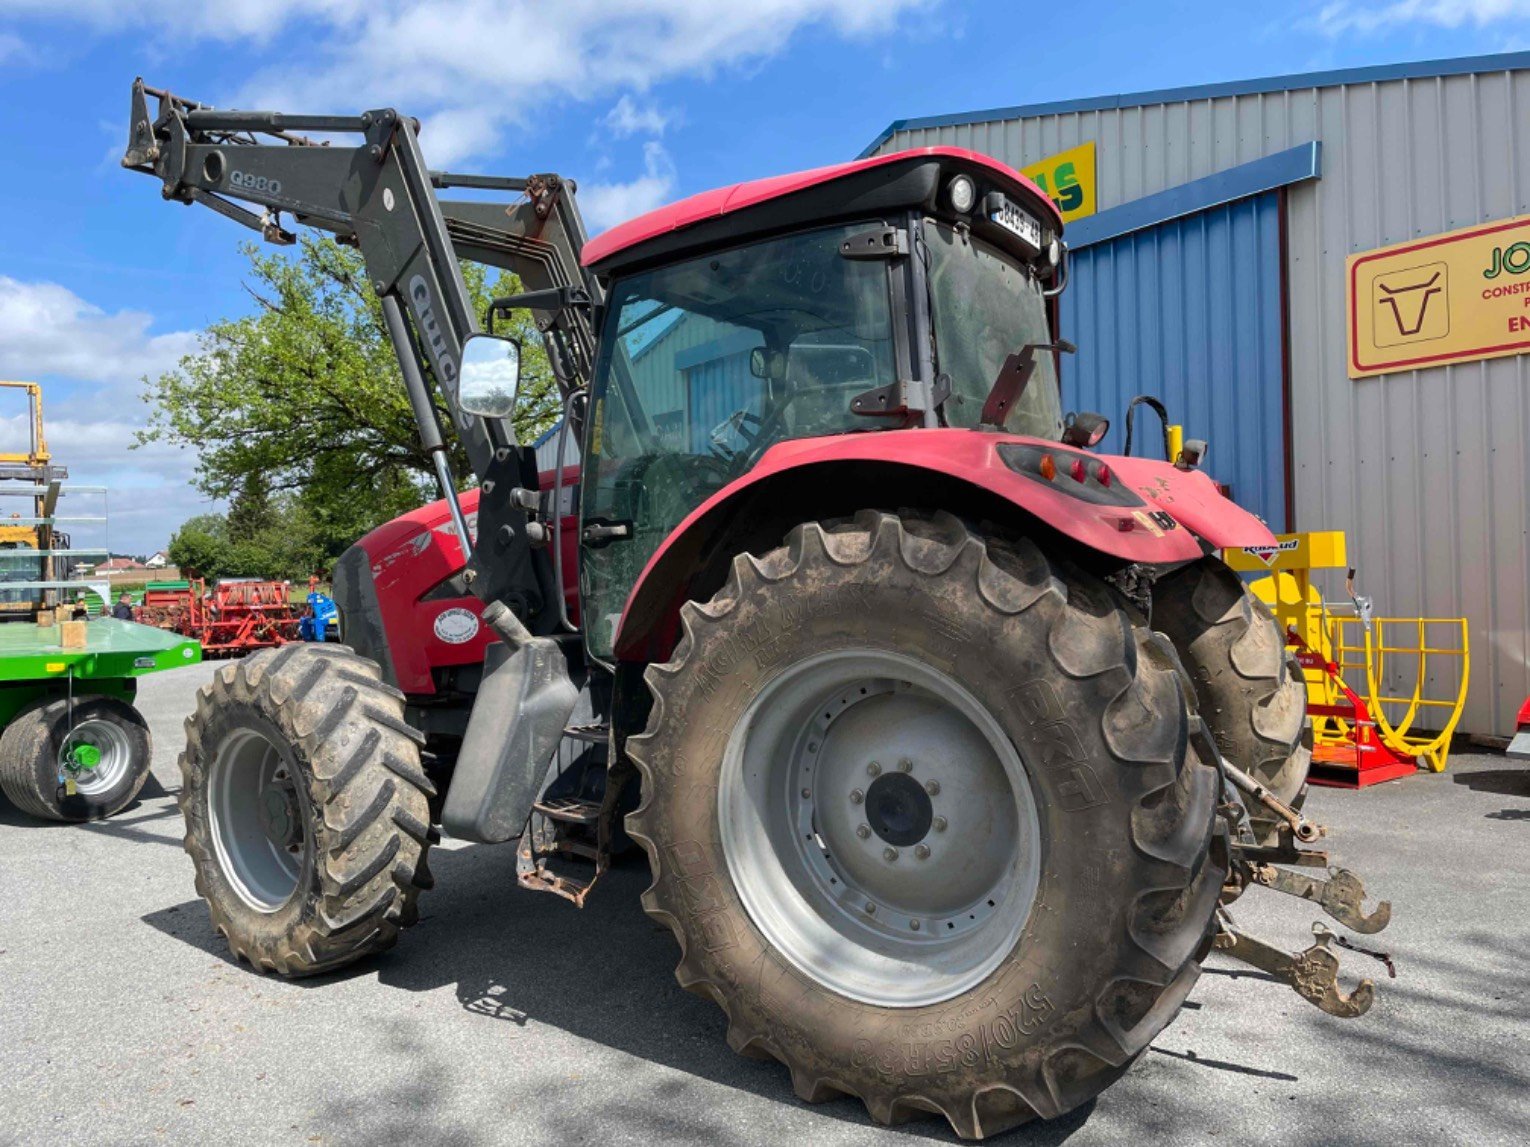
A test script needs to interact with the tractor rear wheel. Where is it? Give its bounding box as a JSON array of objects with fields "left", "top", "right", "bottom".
[
  {"left": 627, "top": 511, "right": 1225, "bottom": 1138},
  {"left": 179, "top": 644, "right": 435, "bottom": 976},
  {"left": 1151, "top": 557, "right": 1309, "bottom": 844},
  {"left": 0, "top": 695, "right": 151, "bottom": 822}
]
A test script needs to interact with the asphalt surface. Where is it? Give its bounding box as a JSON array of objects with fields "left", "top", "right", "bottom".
[{"left": 1, "top": 660, "right": 1527, "bottom": 1146}]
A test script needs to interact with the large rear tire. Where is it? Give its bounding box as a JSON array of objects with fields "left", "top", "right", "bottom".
[
  {"left": 1151, "top": 557, "right": 1309, "bottom": 844},
  {"left": 180, "top": 644, "right": 435, "bottom": 976},
  {"left": 0, "top": 695, "right": 151, "bottom": 822},
  {"left": 627, "top": 511, "right": 1225, "bottom": 1138}
]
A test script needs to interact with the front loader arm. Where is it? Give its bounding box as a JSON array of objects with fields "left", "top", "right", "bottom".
[
  {"left": 124, "top": 79, "right": 596, "bottom": 623},
  {"left": 126, "top": 79, "right": 587, "bottom": 845}
]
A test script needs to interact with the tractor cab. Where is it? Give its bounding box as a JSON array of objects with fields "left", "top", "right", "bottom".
[{"left": 570, "top": 149, "right": 1068, "bottom": 656}]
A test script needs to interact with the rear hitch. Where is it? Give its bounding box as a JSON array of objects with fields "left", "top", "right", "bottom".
[
  {"left": 1247, "top": 863, "right": 1392, "bottom": 934},
  {"left": 1214, "top": 918, "right": 1378, "bottom": 1018}
]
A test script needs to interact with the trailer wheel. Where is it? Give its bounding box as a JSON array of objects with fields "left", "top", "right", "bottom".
[
  {"left": 627, "top": 511, "right": 1224, "bottom": 1138},
  {"left": 180, "top": 644, "right": 435, "bottom": 976},
  {"left": 0, "top": 695, "right": 152, "bottom": 822},
  {"left": 1151, "top": 557, "right": 1310, "bottom": 844}
]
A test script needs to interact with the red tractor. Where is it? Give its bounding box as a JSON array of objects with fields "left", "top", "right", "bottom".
[{"left": 124, "top": 81, "right": 1390, "bottom": 1136}]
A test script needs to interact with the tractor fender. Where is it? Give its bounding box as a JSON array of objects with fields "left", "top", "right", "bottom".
[{"left": 614, "top": 427, "right": 1274, "bottom": 662}]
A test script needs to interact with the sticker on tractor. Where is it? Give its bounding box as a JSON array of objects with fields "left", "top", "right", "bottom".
[{"left": 433, "top": 607, "right": 480, "bottom": 644}]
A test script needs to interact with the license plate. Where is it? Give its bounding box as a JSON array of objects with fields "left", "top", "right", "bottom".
[{"left": 990, "top": 197, "right": 1042, "bottom": 250}]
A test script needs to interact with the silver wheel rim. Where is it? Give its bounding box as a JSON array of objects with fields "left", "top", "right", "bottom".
[
  {"left": 61, "top": 719, "right": 133, "bottom": 797},
  {"left": 718, "top": 649, "right": 1042, "bottom": 1008},
  {"left": 207, "top": 728, "right": 309, "bottom": 913}
]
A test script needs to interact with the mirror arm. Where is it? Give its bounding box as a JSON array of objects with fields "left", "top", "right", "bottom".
[{"left": 486, "top": 285, "right": 591, "bottom": 333}]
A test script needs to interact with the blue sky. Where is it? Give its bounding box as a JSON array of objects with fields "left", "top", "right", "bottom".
[{"left": 0, "top": 0, "right": 1525, "bottom": 553}]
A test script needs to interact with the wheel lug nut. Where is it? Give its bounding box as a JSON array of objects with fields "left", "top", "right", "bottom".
[
  {"left": 867, "top": 761, "right": 881, "bottom": 776},
  {"left": 910, "top": 920, "right": 921, "bottom": 931},
  {"left": 800, "top": 787, "right": 811, "bottom": 798},
  {"left": 865, "top": 902, "right": 876, "bottom": 914},
  {"left": 849, "top": 789, "right": 864, "bottom": 805},
  {"left": 925, "top": 780, "right": 940, "bottom": 796},
  {"left": 933, "top": 816, "right": 947, "bottom": 832},
  {"left": 914, "top": 844, "right": 930, "bottom": 860},
  {"left": 898, "top": 758, "right": 913, "bottom": 773},
  {"left": 883, "top": 847, "right": 898, "bottom": 862},
  {"left": 856, "top": 825, "right": 871, "bottom": 839}
]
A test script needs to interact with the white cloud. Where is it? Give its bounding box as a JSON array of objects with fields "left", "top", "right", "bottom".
[
  {"left": 0, "top": 31, "right": 23, "bottom": 62},
  {"left": 0, "top": 276, "right": 205, "bottom": 552},
  {"left": 0, "top": 277, "right": 197, "bottom": 389},
  {"left": 10, "top": 2, "right": 929, "bottom": 159},
  {"left": 579, "top": 141, "right": 679, "bottom": 232},
  {"left": 1314, "top": 0, "right": 1530, "bottom": 34},
  {"left": 0, "top": 411, "right": 209, "bottom": 555},
  {"left": 603, "top": 95, "right": 671, "bottom": 139}
]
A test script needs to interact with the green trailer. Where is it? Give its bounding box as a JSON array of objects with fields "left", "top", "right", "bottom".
[{"left": 0, "top": 618, "right": 201, "bottom": 822}]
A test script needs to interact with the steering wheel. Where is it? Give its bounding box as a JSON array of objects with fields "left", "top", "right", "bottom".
[{"left": 724, "top": 378, "right": 863, "bottom": 474}]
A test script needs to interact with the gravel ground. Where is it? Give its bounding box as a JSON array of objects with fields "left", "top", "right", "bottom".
[{"left": 1, "top": 660, "right": 1527, "bottom": 1146}]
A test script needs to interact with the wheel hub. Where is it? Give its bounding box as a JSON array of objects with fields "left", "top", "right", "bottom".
[
  {"left": 258, "top": 781, "right": 302, "bottom": 850},
  {"left": 863, "top": 771, "right": 932, "bottom": 847},
  {"left": 719, "top": 649, "right": 1042, "bottom": 1008},
  {"left": 59, "top": 719, "right": 132, "bottom": 797}
]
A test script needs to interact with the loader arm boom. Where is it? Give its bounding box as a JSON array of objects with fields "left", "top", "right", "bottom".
[{"left": 123, "top": 79, "right": 598, "bottom": 623}]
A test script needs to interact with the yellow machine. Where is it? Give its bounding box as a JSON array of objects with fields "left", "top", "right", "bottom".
[
  {"left": 0, "top": 382, "right": 108, "bottom": 617},
  {"left": 1224, "top": 531, "right": 1470, "bottom": 784}
]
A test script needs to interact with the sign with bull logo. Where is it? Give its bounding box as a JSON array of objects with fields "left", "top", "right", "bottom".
[{"left": 1348, "top": 213, "right": 1530, "bottom": 378}]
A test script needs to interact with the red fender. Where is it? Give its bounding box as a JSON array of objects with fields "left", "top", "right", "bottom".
[{"left": 615, "top": 428, "right": 1274, "bottom": 661}]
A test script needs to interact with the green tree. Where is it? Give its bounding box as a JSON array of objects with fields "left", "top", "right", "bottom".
[
  {"left": 141, "top": 237, "right": 559, "bottom": 561},
  {"left": 167, "top": 514, "right": 231, "bottom": 579}
]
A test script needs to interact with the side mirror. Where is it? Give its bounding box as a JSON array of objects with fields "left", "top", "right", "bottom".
[{"left": 458, "top": 333, "right": 521, "bottom": 419}]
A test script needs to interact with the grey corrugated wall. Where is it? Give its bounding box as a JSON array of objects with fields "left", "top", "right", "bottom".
[{"left": 873, "top": 69, "right": 1530, "bottom": 735}]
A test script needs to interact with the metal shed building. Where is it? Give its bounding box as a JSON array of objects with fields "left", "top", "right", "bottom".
[{"left": 862, "top": 52, "right": 1530, "bottom": 737}]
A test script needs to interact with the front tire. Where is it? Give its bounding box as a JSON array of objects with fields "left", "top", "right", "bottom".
[
  {"left": 1151, "top": 557, "right": 1310, "bottom": 844},
  {"left": 180, "top": 644, "right": 435, "bottom": 976},
  {"left": 628, "top": 511, "right": 1224, "bottom": 1138}
]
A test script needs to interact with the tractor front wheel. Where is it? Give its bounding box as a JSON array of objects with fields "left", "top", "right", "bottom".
[
  {"left": 180, "top": 644, "right": 435, "bottom": 976},
  {"left": 1151, "top": 556, "right": 1310, "bottom": 845},
  {"left": 628, "top": 511, "right": 1225, "bottom": 1138}
]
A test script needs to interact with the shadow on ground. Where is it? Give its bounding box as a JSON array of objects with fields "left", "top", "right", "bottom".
[
  {"left": 143, "top": 846, "right": 1119, "bottom": 1144},
  {"left": 0, "top": 772, "right": 173, "bottom": 830}
]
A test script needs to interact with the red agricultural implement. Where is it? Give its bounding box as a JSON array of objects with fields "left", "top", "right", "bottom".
[{"left": 136, "top": 578, "right": 300, "bottom": 656}]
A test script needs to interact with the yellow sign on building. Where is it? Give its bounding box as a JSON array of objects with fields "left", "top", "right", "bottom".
[
  {"left": 1347, "top": 213, "right": 1530, "bottom": 378},
  {"left": 1020, "top": 141, "right": 1096, "bottom": 224}
]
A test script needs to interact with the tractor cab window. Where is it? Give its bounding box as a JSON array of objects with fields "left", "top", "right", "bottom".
[
  {"left": 581, "top": 223, "right": 897, "bottom": 658},
  {"left": 923, "top": 220, "right": 1064, "bottom": 439}
]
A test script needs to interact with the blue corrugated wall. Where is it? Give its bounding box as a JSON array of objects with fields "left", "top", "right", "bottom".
[
  {"left": 1059, "top": 191, "right": 1288, "bottom": 528},
  {"left": 686, "top": 352, "right": 760, "bottom": 453}
]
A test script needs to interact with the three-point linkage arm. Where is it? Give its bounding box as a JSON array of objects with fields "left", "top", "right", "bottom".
[{"left": 123, "top": 80, "right": 598, "bottom": 625}]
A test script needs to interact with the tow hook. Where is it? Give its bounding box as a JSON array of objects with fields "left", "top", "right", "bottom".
[{"left": 1214, "top": 917, "right": 1378, "bottom": 1018}]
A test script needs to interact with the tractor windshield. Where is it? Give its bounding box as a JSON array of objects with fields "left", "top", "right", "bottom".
[
  {"left": 922, "top": 219, "right": 1064, "bottom": 438},
  {"left": 581, "top": 222, "right": 897, "bottom": 657}
]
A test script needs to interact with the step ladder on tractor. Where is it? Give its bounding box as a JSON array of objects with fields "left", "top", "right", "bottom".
[{"left": 1225, "top": 531, "right": 1470, "bottom": 787}]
